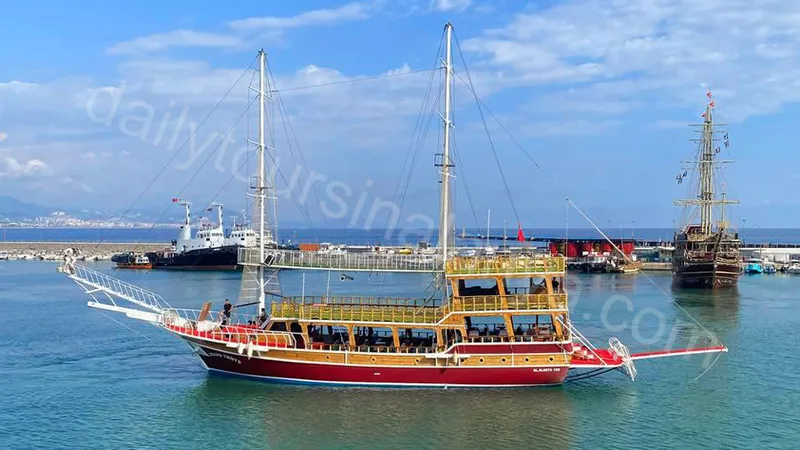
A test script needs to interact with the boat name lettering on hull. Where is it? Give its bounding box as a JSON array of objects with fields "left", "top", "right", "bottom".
[{"left": 206, "top": 350, "right": 241, "bottom": 365}]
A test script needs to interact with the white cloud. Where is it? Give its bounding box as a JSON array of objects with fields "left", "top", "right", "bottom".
[
  {"left": 431, "top": 0, "right": 471, "bottom": 13},
  {"left": 0, "top": 155, "right": 49, "bottom": 178},
  {"left": 228, "top": 2, "right": 374, "bottom": 31},
  {"left": 462, "top": 0, "right": 800, "bottom": 121},
  {"left": 107, "top": 30, "right": 245, "bottom": 55},
  {"left": 81, "top": 152, "right": 96, "bottom": 159},
  {"left": 106, "top": 2, "right": 379, "bottom": 55},
  {"left": 0, "top": 132, "right": 7, "bottom": 142}
]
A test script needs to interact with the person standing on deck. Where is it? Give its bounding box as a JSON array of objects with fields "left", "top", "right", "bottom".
[{"left": 219, "top": 299, "right": 233, "bottom": 326}]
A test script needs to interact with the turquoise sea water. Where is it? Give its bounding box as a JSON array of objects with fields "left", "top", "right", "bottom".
[{"left": 1, "top": 260, "right": 798, "bottom": 449}]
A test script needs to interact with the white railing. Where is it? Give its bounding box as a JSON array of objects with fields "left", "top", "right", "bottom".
[
  {"left": 608, "top": 337, "right": 637, "bottom": 381},
  {"left": 160, "top": 308, "right": 297, "bottom": 350},
  {"left": 164, "top": 308, "right": 257, "bottom": 326},
  {"left": 60, "top": 263, "right": 169, "bottom": 313},
  {"left": 239, "top": 248, "right": 444, "bottom": 273}
]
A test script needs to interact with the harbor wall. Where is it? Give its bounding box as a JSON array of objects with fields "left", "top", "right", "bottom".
[{"left": 0, "top": 242, "right": 164, "bottom": 260}]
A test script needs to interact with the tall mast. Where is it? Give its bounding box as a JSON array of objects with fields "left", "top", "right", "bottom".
[
  {"left": 257, "top": 49, "right": 267, "bottom": 312},
  {"left": 438, "top": 22, "right": 454, "bottom": 259},
  {"left": 675, "top": 96, "right": 738, "bottom": 234},
  {"left": 700, "top": 103, "right": 714, "bottom": 234},
  {"left": 486, "top": 209, "right": 490, "bottom": 248}
]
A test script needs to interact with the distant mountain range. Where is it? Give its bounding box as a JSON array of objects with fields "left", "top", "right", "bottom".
[
  {"left": 0, "top": 195, "right": 174, "bottom": 223},
  {"left": 0, "top": 195, "right": 52, "bottom": 219}
]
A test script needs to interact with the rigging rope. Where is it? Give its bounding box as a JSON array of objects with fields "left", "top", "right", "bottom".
[
  {"left": 567, "top": 198, "right": 723, "bottom": 348},
  {"left": 97, "top": 310, "right": 207, "bottom": 370},
  {"left": 453, "top": 32, "right": 521, "bottom": 226},
  {"left": 446, "top": 31, "right": 724, "bottom": 362},
  {"left": 269, "top": 64, "right": 330, "bottom": 232},
  {"left": 98, "top": 54, "right": 259, "bottom": 252},
  {"left": 389, "top": 32, "right": 444, "bottom": 235}
]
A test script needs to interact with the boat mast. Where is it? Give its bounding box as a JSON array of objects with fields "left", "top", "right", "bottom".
[
  {"left": 675, "top": 97, "right": 738, "bottom": 234},
  {"left": 486, "top": 209, "right": 490, "bottom": 248},
  {"left": 257, "top": 49, "right": 267, "bottom": 312},
  {"left": 699, "top": 103, "right": 714, "bottom": 234},
  {"left": 438, "top": 22, "right": 454, "bottom": 259}
]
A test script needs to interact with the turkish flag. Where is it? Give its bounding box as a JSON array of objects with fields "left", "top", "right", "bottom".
[{"left": 517, "top": 223, "right": 525, "bottom": 242}]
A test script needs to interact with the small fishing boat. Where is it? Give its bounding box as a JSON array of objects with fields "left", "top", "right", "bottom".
[
  {"left": 608, "top": 258, "right": 642, "bottom": 274},
  {"left": 113, "top": 253, "right": 153, "bottom": 270},
  {"left": 743, "top": 258, "right": 763, "bottom": 274},
  {"left": 783, "top": 261, "right": 800, "bottom": 274},
  {"left": 0, "top": 251, "right": 8, "bottom": 261}
]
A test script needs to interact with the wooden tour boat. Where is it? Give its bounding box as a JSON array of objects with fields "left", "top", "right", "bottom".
[{"left": 58, "top": 23, "right": 727, "bottom": 387}]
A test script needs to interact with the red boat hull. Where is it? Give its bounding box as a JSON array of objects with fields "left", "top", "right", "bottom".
[{"left": 192, "top": 344, "right": 569, "bottom": 387}]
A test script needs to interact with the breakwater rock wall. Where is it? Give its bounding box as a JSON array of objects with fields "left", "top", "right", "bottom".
[{"left": 0, "top": 242, "right": 165, "bottom": 260}]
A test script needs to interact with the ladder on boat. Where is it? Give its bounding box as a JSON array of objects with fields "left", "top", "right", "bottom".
[{"left": 59, "top": 263, "right": 169, "bottom": 313}]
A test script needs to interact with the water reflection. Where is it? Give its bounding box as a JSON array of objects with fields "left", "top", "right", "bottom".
[
  {"left": 183, "top": 377, "right": 575, "bottom": 449},
  {"left": 671, "top": 286, "right": 740, "bottom": 330}
]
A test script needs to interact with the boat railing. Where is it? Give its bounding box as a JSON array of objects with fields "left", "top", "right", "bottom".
[
  {"left": 161, "top": 308, "right": 296, "bottom": 348},
  {"left": 283, "top": 295, "right": 436, "bottom": 307},
  {"left": 464, "top": 333, "right": 565, "bottom": 343},
  {"left": 164, "top": 308, "right": 256, "bottom": 327},
  {"left": 446, "top": 255, "right": 565, "bottom": 276},
  {"left": 305, "top": 342, "right": 438, "bottom": 354},
  {"left": 60, "top": 263, "right": 169, "bottom": 313},
  {"left": 239, "top": 248, "right": 443, "bottom": 273},
  {"left": 450, "top": 293, "right": 568, "bottom": 313},
  {"left": 271, "top": 301, "right": 444, "bottom": 324}
]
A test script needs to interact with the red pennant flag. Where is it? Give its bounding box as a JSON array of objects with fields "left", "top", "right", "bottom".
[
  {"left": 701, "top": 112, "right": 707, "bottom": 118},
  {"left": 706, "top": 91, "right": 712, "bottom": 98},
  {"left": 171, "top": 197, "right": 179, "bottom": 203},
  {"left": 709, "top": 100, "right": 715, "bottom": 108},
  {"left": 516, "top": 223, "right": 525, "bottom": 242}
]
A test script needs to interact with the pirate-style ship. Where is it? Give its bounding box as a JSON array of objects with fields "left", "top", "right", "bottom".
[
  {"left": 58, "top": 23, "right": 726, "bottom": 387},
  {"left": 673, "top": 94, "right": 740, "bottom": 289}
]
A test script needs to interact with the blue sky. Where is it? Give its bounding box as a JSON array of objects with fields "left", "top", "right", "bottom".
[{"left": 1, "top": 0, "right": 799, "bottom": 228}]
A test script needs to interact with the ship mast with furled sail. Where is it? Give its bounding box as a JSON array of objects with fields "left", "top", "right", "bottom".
[{"left": 672, "top": 92, "right": 741, "bottom": 289}]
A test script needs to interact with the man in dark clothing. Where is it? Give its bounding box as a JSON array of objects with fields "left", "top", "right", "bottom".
[
  {"left": 220, "top": 299, "right": 233, "bottom": 326},
  {"left": 257, "top": 308, "right": 268, "bottom": 328}
]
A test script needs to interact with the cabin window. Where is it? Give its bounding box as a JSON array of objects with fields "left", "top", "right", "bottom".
[
  {"left": 269, "top": 322, "right": 287, "bottom": 332},
  {"left": 399, "top": 328, "right": 436, "bottom": 352},
  {"left": 457, "top": 278, "right": 499, "bottom": 297},
  {"left": 463, "top": 316, "right": 506, "bottom": 342},
  {"left": 442, "top": 328, "right": 464, "bottom": 346},
  {"left": 352, "top": 326, "right": 394, "bottom": 349}
]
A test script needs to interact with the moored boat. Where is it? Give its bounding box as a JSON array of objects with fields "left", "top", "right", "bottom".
[
  {"left": 113, "top": 252, "right": 153, "bottom": 270},
  {"left": 672, "top": 95, "right": 740, "bottom": 289},
  {"left": 744, "top": 258, "right": 764, "bottom": 274}
]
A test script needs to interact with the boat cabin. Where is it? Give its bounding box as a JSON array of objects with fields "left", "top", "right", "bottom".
[{"left": 262, "top": 255, "right": 570, "bottom": 353}]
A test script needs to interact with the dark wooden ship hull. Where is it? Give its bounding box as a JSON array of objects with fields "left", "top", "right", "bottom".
[
  {"left": 672, "top": 230, "right": 741, "bottom": 289},
  {"left": 672, "top": 261, "right": 740, "bottom": 289}
]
